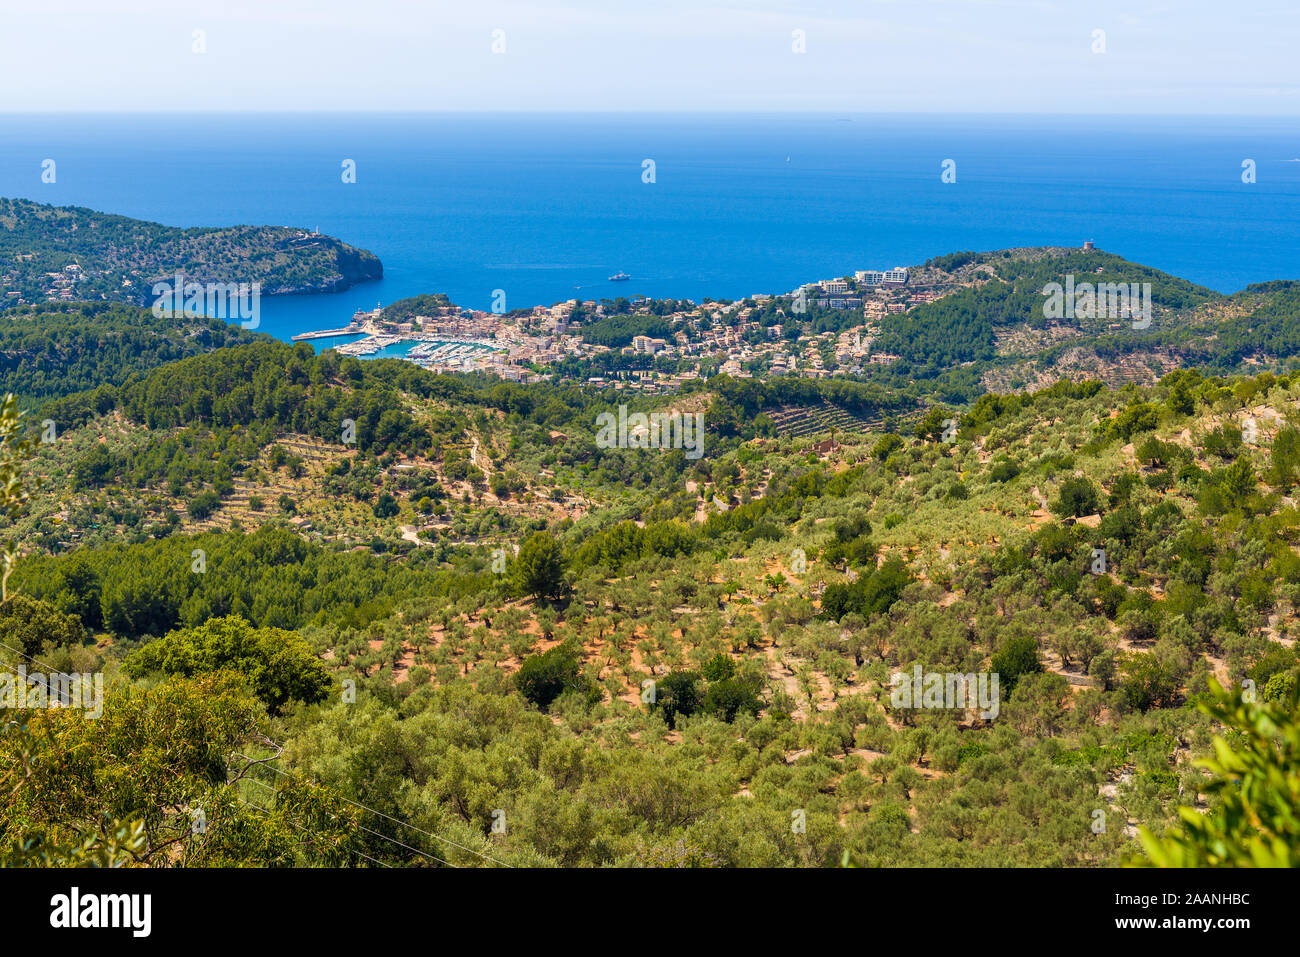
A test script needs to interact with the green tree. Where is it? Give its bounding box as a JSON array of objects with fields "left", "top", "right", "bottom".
[
  {"left": 0, "top": 394, "right": 31, "bottom": 601},
  {"left": 653, "top": 670, "right": 702, "bottom": 729},
  {"left": 122, "top": 616, "right": 332, "bottom": 712},
  {"left": 513, "top": 532, "right": 568, "bottom": 601},
  {"left": 1120, "top": 652, "right": 1179, "bottom": 712},
  {"left": 1135, "top": 679, "right": 1300, "bottom": 867},
  {"left": 0, "top": 595, "right": 86, "bottom": 659},
  {"left": 872, "top": 434, "right": 904, "bottom": 462},
  {"left": 188, "top": 489, "right": 220, "bottom": 521},
  {"left": 0, "top": 673, "right": 359, "bottom": 866},
  {"left": 914, "top": 407, "right": 956, "bottom": 443},
  {"left": 1267, "top": 426, "right": 1300, "bottom": 489},
  {"left": 701, "top": 677, "right": 761, "bottom": 723},
  {"left": 1052, "top": 477, "right": 1102, "bottom": 519},
  {"left": 701, "top": 653, "right": 736, "bottom": 682},
  {"left": 990, "top": 635, "right": 1042, "bottom": 696},
  {"left": 515, "top": 642, "right": 589, "bottom": 711},
  {"left": 373, "top": 492, "right": 400, "bottom": 519}
]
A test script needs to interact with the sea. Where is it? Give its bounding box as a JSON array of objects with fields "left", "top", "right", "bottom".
[{"left": 2, "top": 112, "right": 1298, "bottom": 348}]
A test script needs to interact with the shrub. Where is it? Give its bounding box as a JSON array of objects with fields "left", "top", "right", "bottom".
[
  {"left": 991, "top": 635, "right": 1042, "bottom": 695},
  {"left": 122, "top": 615, "right": 331, "bottom": 712},
  {"left": 516, "top": 643, "right": 590, "bottom": 710},
  {"left": 188, "top": 489, "right": 220, "bottom": 521},
  {"left": 701, "top": 677, "right": 761, "bottom": 723},
  {"left": 1052, "top": 477, "right": 1102, "bottom": 518},
  {"left": 652, "top": 670, "right": 702, "bottom": 729}
]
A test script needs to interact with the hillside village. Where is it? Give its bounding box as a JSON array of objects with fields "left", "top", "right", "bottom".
[{"left": 306, "top": 242, "right": 1229, "bottom": 402}]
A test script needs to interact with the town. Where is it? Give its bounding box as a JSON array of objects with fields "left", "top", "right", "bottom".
[{"left": 295, "top": 263, "right": 963, "bottom": 391}]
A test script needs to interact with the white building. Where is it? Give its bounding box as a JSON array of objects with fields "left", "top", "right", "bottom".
[{"left": 855, "top": 267, "right": 909, "bottom": 286}]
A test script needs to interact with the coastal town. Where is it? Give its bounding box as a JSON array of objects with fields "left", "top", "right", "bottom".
[{"left": 292, "top": 263, "right": 957, "bottom": 390}]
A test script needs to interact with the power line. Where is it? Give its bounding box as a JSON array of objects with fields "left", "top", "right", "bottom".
[
  {"left": 0, "top": 640, "right": 511, "bottom": 868},
  {"left": 0, "top": 656, "right": 116, "bottom": 708},
  {"left": 0, "top": 637, "right": 75, "bottom": 675},
  {"left": 238, "top": 775, "right": 456, "bottom": 868},
  {"left": 238, "top": 795, "right": 392, "bottom": 868},
  {"left": 0, "top": 668, "right": 387, "bottom": 869},
  {"left": 232, "top": 750, "right": 511, "bottom": 868}
]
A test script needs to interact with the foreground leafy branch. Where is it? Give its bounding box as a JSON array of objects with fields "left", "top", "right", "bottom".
[{"left": 1134, "top": 678, "right": 1300, "bottom": 867}]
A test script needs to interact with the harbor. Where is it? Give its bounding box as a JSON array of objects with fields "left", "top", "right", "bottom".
[
  {"left": 333, "top": 334, "right": 499, "bottom": 366},
  {"left": 292, "top": 305, "right": 508, "bottom": 373}
]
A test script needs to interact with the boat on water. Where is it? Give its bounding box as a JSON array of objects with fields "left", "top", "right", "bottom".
[{"left": 608, "top": 272, "right": 630, "bottom": 282}]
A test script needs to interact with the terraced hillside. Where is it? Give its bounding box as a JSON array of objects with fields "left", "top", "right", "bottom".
[{"left": 765, "top": 401, "right": 879, "bottom": 438}]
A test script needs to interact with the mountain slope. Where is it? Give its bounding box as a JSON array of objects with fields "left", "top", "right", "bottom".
[{"left": 0, "top": 197, "right": 382, "bottom": 307}]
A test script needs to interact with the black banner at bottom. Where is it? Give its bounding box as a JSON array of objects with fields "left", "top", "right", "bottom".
[{"left": 4, "top": 865, "right": 1287, "bottom": 944}]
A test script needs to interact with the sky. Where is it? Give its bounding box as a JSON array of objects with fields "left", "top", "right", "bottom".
[{"left": 2, "top": 0, "right": 1299, "bottom": 113}]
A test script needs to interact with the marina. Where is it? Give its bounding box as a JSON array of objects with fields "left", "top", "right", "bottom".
[
  {"left": 329, "top": 334, "right": 500, "bottom": 365},
  {"left": 291, "top": 303, "right": 502, "bottom": 366}
]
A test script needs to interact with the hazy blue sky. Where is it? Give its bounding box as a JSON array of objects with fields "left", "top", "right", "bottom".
[{"left": 3, "top": 0, "right": 1298, "bottom": 113}]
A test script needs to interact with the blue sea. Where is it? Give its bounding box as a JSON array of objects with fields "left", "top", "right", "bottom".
[{"left": 2, "top": 113, "right": 1298, "bottom": 346}]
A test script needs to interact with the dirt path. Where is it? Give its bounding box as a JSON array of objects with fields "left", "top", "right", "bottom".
[{"left": 470, "top": 435, "right": 490, "bottom": 476}]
